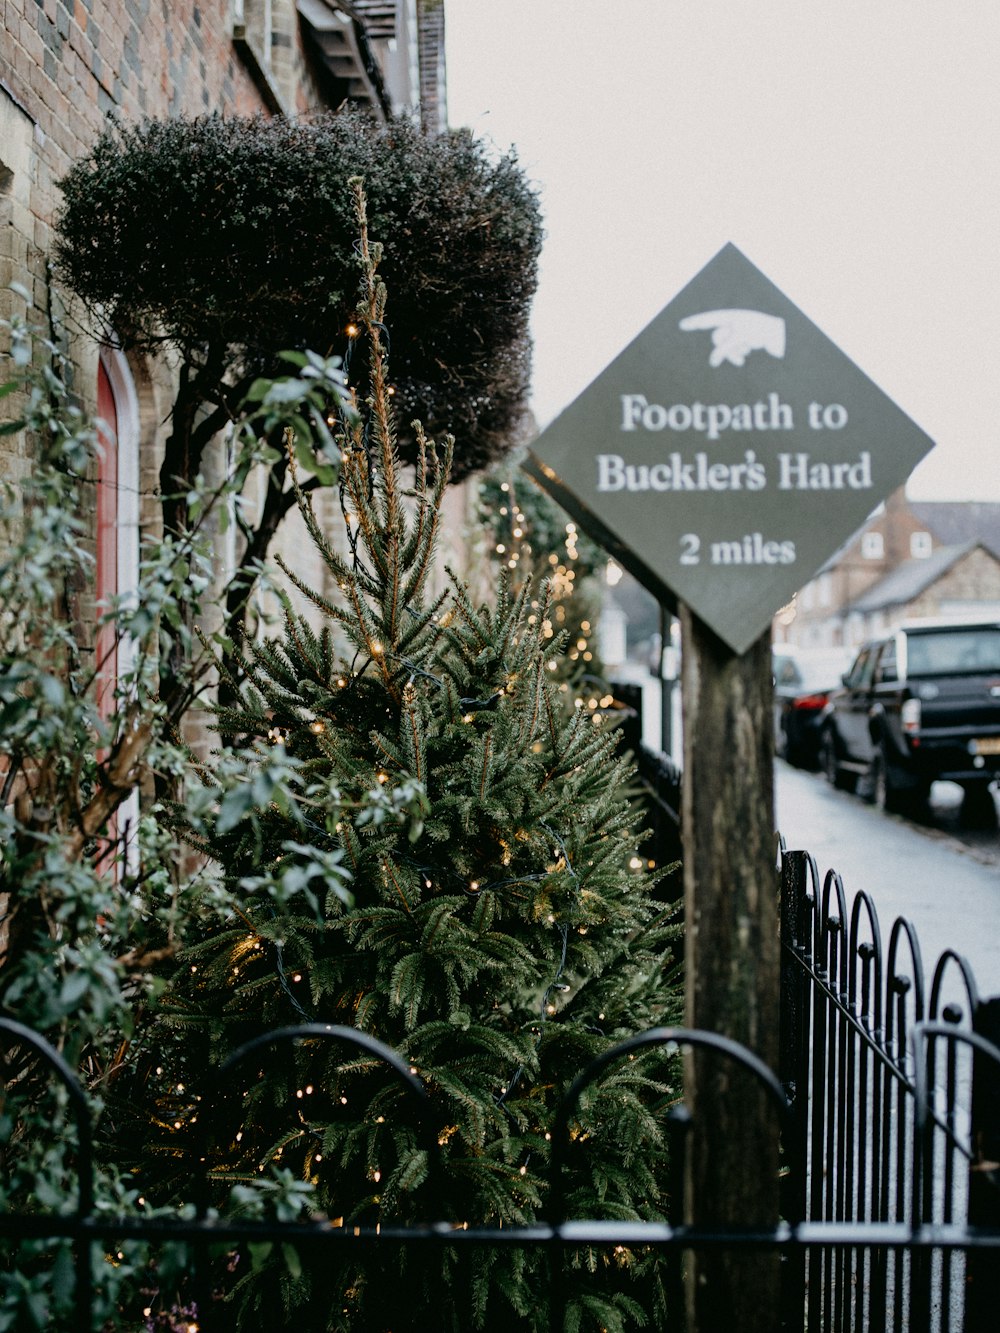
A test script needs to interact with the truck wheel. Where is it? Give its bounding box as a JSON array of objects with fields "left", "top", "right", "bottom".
[
  {"left": 871, "top": 747, "right": 928, "bottom": 816},
  {"left": 820, "top": 730, "right": 855, "bottom": 792},
  {"left": 960, "top": 782, "right": 998, "bottom": 829}
]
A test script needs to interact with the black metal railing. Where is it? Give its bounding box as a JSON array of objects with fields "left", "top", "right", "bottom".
[
  {"left": 778, "top": 840, "right": 1000, "bottom": 1332},
  {"left": 2, "top": 840, "right": 999, "bottom": 1330}
]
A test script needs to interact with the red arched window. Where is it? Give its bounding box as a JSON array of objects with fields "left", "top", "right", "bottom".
[
  {"left": 96, "top": 359, "right": 119, "bottom": 718},
  {"left": 95, "top": 350, "right": 141, "bottom": 874}
]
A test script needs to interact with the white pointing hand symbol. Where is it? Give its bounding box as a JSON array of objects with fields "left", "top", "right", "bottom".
[{"left": 679, "top": 308, "right": 786, "bottom": 368}]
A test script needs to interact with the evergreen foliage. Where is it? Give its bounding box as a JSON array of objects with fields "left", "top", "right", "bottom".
[
  {"left": 129, "top": 186, "right": 683, "bottom": 1332},
  {"left": 478, "top": 469, "right": 608, "bottom": 687},
  {"left": 54, "top": 109, "right": 542, "bottom": 481}
]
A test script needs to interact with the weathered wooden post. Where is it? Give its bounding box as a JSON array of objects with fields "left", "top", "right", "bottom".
[
  {"left": 525, "top": 242, "right": 934, "bottom": 1333},
  {"left": 680, "top": 609, "right": 780, "bottom": 1330}
]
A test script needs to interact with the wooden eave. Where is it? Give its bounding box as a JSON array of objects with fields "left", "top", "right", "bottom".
[{"left": 297, "top": 0, "right": 391, "bottom": 118}]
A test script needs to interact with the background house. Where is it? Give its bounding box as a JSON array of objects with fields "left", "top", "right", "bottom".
[
  {"left": 841, "top": 542, "right": 1000, "bottom": 643},
  {"left": 777, "top": 487, "right": 1000, "bottom": 648}
]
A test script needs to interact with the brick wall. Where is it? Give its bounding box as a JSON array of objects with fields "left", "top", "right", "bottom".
[
  {"left": 1, "top": 0, "right": 449, "bottom": 676},
  {"left": 3, "top": 1, "right": 264, "bottom": 477},
  {"left": 0, "top": 0, "right": 342, "bottom": 544}
]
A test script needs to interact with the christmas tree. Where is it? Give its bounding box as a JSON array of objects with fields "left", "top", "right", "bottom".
[
  {"left": 477, "top": 469, "right": 610, "bottom": 697},
  {"left": 132, "top": 183, "right": 682, "bottom": 1332}
]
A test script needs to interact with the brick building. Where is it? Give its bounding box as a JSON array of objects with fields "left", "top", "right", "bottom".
[
  {"left": 1, "top": 0, "right": 447, "bottom": 670},
  {"left": 778, "top": 486, "right": 1000, "bottom": 647}
]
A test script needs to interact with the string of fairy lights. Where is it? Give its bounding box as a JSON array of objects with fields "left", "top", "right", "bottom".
[{"left": 479, "top": 478, "right": 620, "bottom": 720}]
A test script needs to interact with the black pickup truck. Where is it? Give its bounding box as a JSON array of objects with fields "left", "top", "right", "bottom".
[{"left": 818, "top": 619, "right": 1000, "bottom": 814}]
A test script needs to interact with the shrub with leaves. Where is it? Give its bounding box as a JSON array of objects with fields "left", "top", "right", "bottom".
[
  {"left": 0, "top": 300, "right": 422, "bottom": 1329},
  {"left": 55, "top": 109, "right": 542, "bottom": 483}
]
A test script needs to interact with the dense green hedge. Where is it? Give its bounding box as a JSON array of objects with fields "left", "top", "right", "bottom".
[{"left": 55, "top": 111, "right": 543, "bottom": 478}]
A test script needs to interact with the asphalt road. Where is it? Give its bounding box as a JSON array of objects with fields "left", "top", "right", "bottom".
[{"left": 774, "top": 760, "right": 1000, "bottom": 998}]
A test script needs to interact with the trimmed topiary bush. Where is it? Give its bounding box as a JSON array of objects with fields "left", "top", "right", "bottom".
[{"left": 55, "top": 109, "right": 542, "bottom": 480}]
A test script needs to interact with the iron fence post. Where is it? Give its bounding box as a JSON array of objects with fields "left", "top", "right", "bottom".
[
  {"left": 778, "top": 845, "right": 809, "bottom": 1330},
  {"left": 967, "top": 996, "right": 1000, "bottom": 1331}
]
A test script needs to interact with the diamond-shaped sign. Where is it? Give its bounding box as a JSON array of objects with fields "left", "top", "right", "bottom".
[{"left": 525, "top": 244, "right": 934, "bottom": 653}]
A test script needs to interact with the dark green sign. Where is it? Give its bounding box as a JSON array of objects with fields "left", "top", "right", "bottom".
[{"left": 526, "top": 244, "right": 935, "bottom": 653}]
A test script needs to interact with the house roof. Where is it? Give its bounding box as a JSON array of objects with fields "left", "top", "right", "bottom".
[
  {"left": 909, "top": 501, "right": 1000, "bottom": 558},
  {"left": 846, "top": 542, "right": 984, "bottom": 614},
  {"left": 814, "top": 497, "right": 1000, "bottom": 576}
]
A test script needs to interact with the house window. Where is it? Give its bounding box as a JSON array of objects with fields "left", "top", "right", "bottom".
[
  {"left": 861, "top": 531, "right": 884, "bottom": 559},
  {"left": 911, "top": 531, "right": 933, "bottom": 559},
  {"left": 96, "top": 351, "right": 140, "bottom": 696},
  {"left": 96, "top": 348, "right": 141, "bottom": 873}
]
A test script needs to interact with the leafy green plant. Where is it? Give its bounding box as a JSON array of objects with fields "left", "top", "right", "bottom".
[{"left": 0, "top": 299, "right": 421, "bottom": 1329}]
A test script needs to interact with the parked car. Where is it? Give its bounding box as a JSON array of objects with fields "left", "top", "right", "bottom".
[
  {"left": 773, "top": 647, "right": 853, "bottom": 768},
  {"left": 818, "top": 619, "right": 1000, "bottom": 813}
]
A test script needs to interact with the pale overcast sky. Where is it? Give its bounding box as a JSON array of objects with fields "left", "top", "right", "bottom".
[{"left": 444, "top": 1, "right": 1000, "bottom": 501}]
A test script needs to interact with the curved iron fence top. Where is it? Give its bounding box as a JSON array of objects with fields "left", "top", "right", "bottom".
[
  {"left": 818, "top": 868, "right": 850, "bottom": 992},
  {"left": 885, "top": 915, "right": 927, "bottom": 1041},
  {"left": 912, "top": 1021, "right": 1000, "bottom": 1113},
  {"left": 929, "top": 948, "right": 980, "bottom": 1026},
  {"left": 911, "top": 1020, "right": 1000, "bottom": 1224},
  {"left": 779, "top": 840, "right": 984, "bottom": 1055},
  {"left": 193, "top": 1023, "right": 442, "bottom": 1220},
  {"left": 216, "top": 1024, "right": 431, "bottom": 1101},
  {"left": 547, "top": 1026, "right": 790, "bottom": 1228},
  {"left": 847, "top": 889, "right": 884, "bottom": 1025},
  {"left": 819, "top": 867, "right": 848, "bottom": 932},
  {"left": 777, "top": 845, "right": 821, "bottom": 944},
  {"left": 0, "top": 1016, "right": 94, "bottom": 1218}
]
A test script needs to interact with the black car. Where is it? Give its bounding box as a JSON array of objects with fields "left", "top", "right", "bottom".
[
  {"left": 819, "top": 619, "right": 1000, "bottom": 813},
  {"left": 773, "top": 647, "right": 853, "bottom": 769}
]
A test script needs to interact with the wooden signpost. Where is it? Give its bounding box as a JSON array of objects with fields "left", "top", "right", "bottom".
[{"left": 524, "top": 244, "right": 934, "bottom": 1331}]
